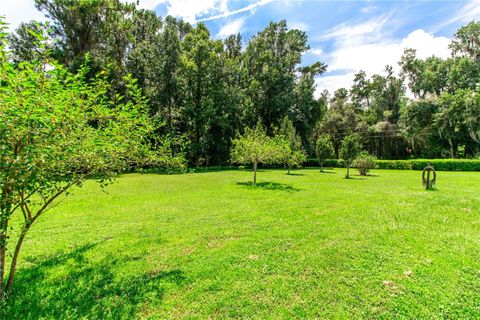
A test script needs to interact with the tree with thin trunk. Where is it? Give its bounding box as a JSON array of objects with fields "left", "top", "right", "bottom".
[
  {"left": 276, "top": 116, "right": 306, "bottom": 175},
  {"left": 230, "top": 121, "right": 282, "bottom": 185},
  {"left": 0, "top": 22, "right": 183, "bottom": 300},
  {"left": 339, "top": 134, "right": 362, "bottom": 178},
  {"left": 315, "top": 134, "right": 334, "bottom": 172}
]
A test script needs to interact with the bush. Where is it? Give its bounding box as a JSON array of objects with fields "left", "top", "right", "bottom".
[{"left": 353, "top": 152, "right": 377, "bottom": 176}]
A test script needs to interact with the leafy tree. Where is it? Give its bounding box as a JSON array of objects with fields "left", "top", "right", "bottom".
[
  {"left": 230, "top": 122, "right": 282, "bottom": 185},
  {"left": 7, "top": 21, "right": 51, "bottom": 64},
  {"left": 450, "top": 20, "right": 480, "bottom": 61},
  {"left": 435, "top": 91, "right": 466, "bottom": 158},
  {"left": 276, "top": 116, "right": 306, "bottom": 174},
  {"left": 313, "top": 89, "right": 359, "bottom": 156},
  {"left": 464, "top": 90, "right": 480, "bottom": 144},
  {"left": 350, "top": 70, "right": 372, "bottom": 111},
  {"left": 291, "top": 62, "right": 327, "bottom": 154},
  {"left": 353, "top": 152, "right": 377, "bottom": 176},
  {"left": 339, "top": 134, "right": 362, "bottom": 178},
  {"left": 243, "top": 20, "right": 308, "bottom": 131},
  {"left": 315, "top": 134, "right": 334, "bottom": 172},
  {"left": 35, "top": 0, "right": 136, "bottom": 79},
  {"left": 0, "top": 24, "right": 182, "bottom": 299}
]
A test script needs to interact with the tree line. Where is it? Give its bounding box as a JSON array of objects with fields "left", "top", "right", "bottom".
[{"left": 7, "top": 1, "right": 480, "bottom": 165}]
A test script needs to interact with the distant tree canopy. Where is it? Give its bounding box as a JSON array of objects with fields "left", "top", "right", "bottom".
[{"left": 7, "top": 1, "right": 480, "bottom": 161}]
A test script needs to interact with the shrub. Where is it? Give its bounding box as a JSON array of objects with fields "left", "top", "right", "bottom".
[{"left": 353, "top": 152, "right": 377, "bottom": 176}]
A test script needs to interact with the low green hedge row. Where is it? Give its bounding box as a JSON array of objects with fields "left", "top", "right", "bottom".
[
  {"left": 306, "top": 158, "right": 480, "bottom": 171},
  {"left": 376, "top": 159, "right": 480, "bottom": 171},
  {"left": 304, "top": 158, "right": 344, "bottom": 167}
]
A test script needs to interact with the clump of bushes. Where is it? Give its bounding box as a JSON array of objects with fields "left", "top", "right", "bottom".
[{"left": 353, "top": 152, "right": 377, "bottom": 176}]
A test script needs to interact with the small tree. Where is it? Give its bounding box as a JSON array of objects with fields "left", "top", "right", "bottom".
[
  {"left": 315, "top": 134, "right": 334, "bottom": 172},
  {"left": 353, "top": 152, "right": 377, "bottom": 176},
  {"left": 339, "top": 134, "right": 362, "bottom": 178},
  {"left": 277, "top": 116, "right": 306, "bottom": 174},
  {"left": 0, "top": 23, "right": 183, "bottom": 299},
  {"left": 230, "top": 122, "right": 282, "bottom": 185}
]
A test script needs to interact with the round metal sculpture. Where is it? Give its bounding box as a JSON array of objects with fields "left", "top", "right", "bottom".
[{"left": 422, "top": 163, "right": 436, "bottom": 190}]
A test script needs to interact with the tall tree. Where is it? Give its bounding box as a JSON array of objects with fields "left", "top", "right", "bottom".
[
  {"left": 243, "top": 20, "right": 308, "bottom": 132},
  {"left": 180, "top": 23, "right": 218, "bottom": 165},
  {"left": 35, "top": 0, "right": 135, "bottom": 77},
  {"left": 291, "top": 62, "right": 327, "bottom": 154},
  {"left": 450, "top": 20, "right": 480, "bottom": 61}
]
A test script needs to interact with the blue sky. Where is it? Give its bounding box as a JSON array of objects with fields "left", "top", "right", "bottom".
[{"left": 3, "top": 0, "right": 480, "bottom": 95}]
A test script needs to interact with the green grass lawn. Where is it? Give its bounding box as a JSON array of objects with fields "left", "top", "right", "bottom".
[{"left": 4, "top": 168, "right": 480, "bottom": 319}]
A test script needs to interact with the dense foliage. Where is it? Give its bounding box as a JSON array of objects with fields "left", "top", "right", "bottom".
[
  {"left": 0, "top": 18, "right": 182, "bottom": 298},
  {"left": 8, "top": 2, "right": 479, "bottom": 164}
]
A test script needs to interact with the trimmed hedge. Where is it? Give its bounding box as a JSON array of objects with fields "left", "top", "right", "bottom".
[
  {"left": 305, "top": 158, "right": 344, "bottom": 167},
  {"left": 377, "top": 159, "right": 480, "bottom": 171},
  {"left": 307, "top": 158, "right": 480, "bottom": 171}
]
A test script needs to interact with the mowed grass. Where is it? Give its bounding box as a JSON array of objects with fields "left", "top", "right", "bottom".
[{"left": 4, "top": 168, "right": 480, "bottom": 319}]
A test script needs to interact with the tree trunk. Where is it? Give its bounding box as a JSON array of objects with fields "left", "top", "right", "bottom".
[
  {"left": 6, "top": 227, "right": 29, "bottom": 295},
  {"left": 346, "top": 165, "right": 350, "bottom": 178},
  {"left": 287, "top": 164, "right": 291, "bottom": 175},
  {"left": 0, "top": 208, "right": 10, "bottom": 300},
  {"left": 253, "top": 161, "right": 257, "bottom": 185},
  {"left": 320, "top": 163, "right": 323, "bottom": 172},
  {"left": 0, "top": 241, "right": 5, "bottom": 300},
  {"left": 448, "top": 138, "right": 455, "bottom": 158}
]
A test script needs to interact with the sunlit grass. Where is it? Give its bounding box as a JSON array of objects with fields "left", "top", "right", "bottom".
[{"left": 5, "top": 168, "right": 480, "bottom": 319}]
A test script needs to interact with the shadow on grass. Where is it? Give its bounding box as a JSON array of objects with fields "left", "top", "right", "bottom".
[
  {"left": 286, "top": 172, "right": 304, "bottom": 176},
  {"left": 236, "top": 181, "right": 301, "bottom": 192},
  {"left": 343, "top": 176, "right": 366, "bottom": 180},
  {"left": 4, "top": 242, "right": 187, "bottom": 319},
  {"left": 319, "top": 170, "right": 336, "bottom": 174}
]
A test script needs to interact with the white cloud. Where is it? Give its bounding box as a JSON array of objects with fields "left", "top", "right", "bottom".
[
  {"left": 318, "top": 15, "right": 391, "bottom": 43},
  {"left": 315, "top": 16, "right": 451, "bottom": 96},
  {"left": 154, "top": 0, "right": 272, "bottom": 24},
  {"left": 2, "top": 0, "right": 46, "bottom": 32},
  {"left": 158, "top": 0, "right": 220, "bottom": 24},
  {"left": 288, "top": 21, "right": 309, "bottom": 31},
  {"left": 198, "top": 0, "right": 273, "bottom": 22},
  {"left": 134, "top": 0, "right": 163, "bottom": 10},
  {"left": 314, "top": 73, "right": 354, "bottom": 98},
  {"left": 308, "top": 48, "right": 323, "bottom": 56},
  {"left": 361, "top": 5, "right": 377, "bottom": 14},
  {"left": 434, "top": 0, "right": 480, "bottom": 31},
  {"left": 217, "top": 17, "right": 245, "bottom": 38}
]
